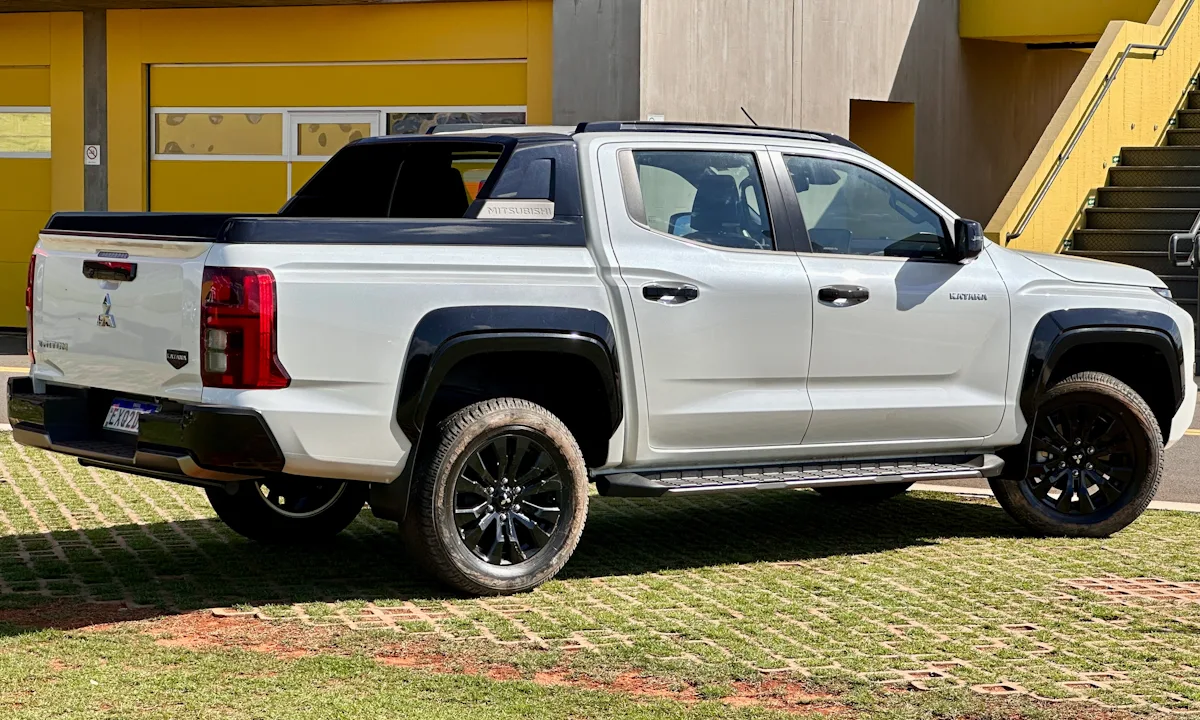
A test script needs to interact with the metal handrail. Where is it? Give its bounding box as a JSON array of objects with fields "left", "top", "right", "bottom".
[{"left": 1006, "top": 0, "right": 1197, "bottom": 244}]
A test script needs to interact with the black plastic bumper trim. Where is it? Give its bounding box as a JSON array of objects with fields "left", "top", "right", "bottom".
[{"left": 7, "top": 377, "right": 284, "bottom": 481}]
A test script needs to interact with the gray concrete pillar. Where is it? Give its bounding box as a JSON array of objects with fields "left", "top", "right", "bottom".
[{"left": 83, "top": 10, "right": 107, "bottom": 212}]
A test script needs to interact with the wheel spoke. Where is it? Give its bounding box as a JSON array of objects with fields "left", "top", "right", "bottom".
[
  {"left": 482, "top": 517, "right": 505, "bottom": 564},
  {"left": 505, "top": 516, "right": 528, "bottom": 562},
  {"left": 1029, "top": 473, "right": 1056, "bottom": 499},
  {"left": 466, "top": 453, "right": 498, "bottom": 487},
  {"left": 521, "top": 501, "right": 561, "bottom": 525},
  {"left": 1090, "top": 471, "right": 1124, "bottom": 503},
  {"left": 1037, "top": 415, "right": 1071, "bottom": 448},
  {"left": 506, "top": 436, "right": 531, "bottom": 481},
  {"left": 1055, "top": 473, "right": 1076, "bottom": 513},
  {"left": 461, "top": 511, "right": 498, "bottom": 550},
  {"left": 454, "top": 501, "right": 489, "bottom": 529},
  {"left": 1076, "top": 481, "right": 1097, "bottom": 514},
  {"left": 519, "top": 473, "right": 563, "bottom": 499},
  {"left": 455, "top": 474, "right": 490, "bottom": 499},
  {"left": 512, "top": 511, "right": 553, "bottom": 548}
]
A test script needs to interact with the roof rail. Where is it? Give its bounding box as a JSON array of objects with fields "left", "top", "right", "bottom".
[{"left": 574, "top": 121, "right": 861, "bottom": 150}]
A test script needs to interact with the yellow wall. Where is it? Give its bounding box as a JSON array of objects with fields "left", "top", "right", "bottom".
[
  {"left": 0, "top": 12, "right": 82, "bottom": 327},
  {"left": 961, "top": 0, "right": 1159, "bottom": 43},
  {"left": 108, "top": 1, "right": 553, "bottom": 213},
  {"left": 989, "top": 0, "right": 1200, "bottom": 252},
  {"left": 849, "top": 100, "right": 916, "bottom": 179}
]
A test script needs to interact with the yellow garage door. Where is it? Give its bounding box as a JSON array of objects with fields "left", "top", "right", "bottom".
[
  {"left": 148, "top": 62, "right": 529, "bottom": 213},
  {"left": 0, "top": 67, "right": 51, "bottom": 327}
]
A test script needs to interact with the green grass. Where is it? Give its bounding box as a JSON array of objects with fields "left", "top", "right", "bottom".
[{"left": 2, "top": 434, "right": 1200, "bottom": 717}]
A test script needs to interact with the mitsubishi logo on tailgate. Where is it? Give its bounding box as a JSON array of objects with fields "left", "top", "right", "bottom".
[{"left": 97, "top": 293, "right": 116, "bottom": 328}]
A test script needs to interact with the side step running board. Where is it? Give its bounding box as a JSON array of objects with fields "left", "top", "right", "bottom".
[{"left": 595, "top": 455, "right": 1004, "bottom": 498}]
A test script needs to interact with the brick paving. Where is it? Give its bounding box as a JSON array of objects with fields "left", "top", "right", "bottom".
[{"left": 2, "top": 434, "right": 1200, "bottom": 712}]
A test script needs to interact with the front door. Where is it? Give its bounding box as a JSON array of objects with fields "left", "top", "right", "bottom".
[
  {"left": 597, "top": 143, "right": 815, "bottom": 465},
  {"left": 777, "top": 151, "right": 1011, "bottom": 449}
]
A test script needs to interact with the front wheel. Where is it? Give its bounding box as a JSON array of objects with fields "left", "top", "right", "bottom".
[
  {"left": 990, "top": 371, "right": 1163, "bottom": 538},
  {"left": 206, "top": 478, "right": 368, "bottom": 543},
  {"left": 402, "top": 398, "right": 589, "bottom": 596}
]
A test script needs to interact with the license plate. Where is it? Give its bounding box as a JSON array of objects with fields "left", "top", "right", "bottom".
[{"left": 102, "top": 399, "right": 159, "bottom": 435}]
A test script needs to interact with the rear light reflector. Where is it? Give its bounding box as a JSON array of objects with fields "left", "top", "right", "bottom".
[
  {"left": 200, "top": 267, "right": 290, "bottom": 389},
  {"left": 25, "top": 253, "right": 36, "bottom": 363}
]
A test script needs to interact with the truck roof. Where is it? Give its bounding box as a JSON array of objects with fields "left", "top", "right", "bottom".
[{"left": 417, "top": 121, "right": 862, "bottom": 151}]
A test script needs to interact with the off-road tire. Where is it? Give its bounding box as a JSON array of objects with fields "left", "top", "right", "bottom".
[
  {"left": 402, "top": 398, "right": 589, "bottom": 596},
  {"left": 990, "top": 371, "right": 1163, "bottom": 538},
  {"left": 814, "top": 482, "right": 913, "bottom": 504},
  {"left": 206, "top": 479, "right": 368, "bottom": 543}
]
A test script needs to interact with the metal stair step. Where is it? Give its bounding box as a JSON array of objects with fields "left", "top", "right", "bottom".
[
  {"left": 1096, "top": 186, "right": 1200, "bottom": 208},
  {"left": 1120, "top": 146, "right": 1200, "bottom": 166},
  {"left": 595, "top": 455, "right": 1004, "bottom": 498},
  {"left": 1071, "top": 229, "right": 1178, "bottom": 252},
  {"left": 1166, "top": 129, "right": 1200, "bottom": 146},
  {"left": 1107, "top": 166, "right": 1200, "bottom": 187},
  {"left": 1064, "top": 249, "right": 1180, "bottom": 276},
  {"left": 1188, "top": 90, "right": 1200, "bottom": 110},
  {"left": 1176, "top": 109, "right": 1200, "bottom": 128},
  {"left": 1084, "top": 207, "right": 1199, "bottom": 230}
]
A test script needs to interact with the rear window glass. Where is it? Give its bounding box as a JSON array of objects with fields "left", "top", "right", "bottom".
[{"left": 282, "top": 141, "right": 505, "bottom": 219}]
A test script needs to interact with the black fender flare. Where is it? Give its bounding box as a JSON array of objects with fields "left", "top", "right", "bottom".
[
  {"left": 1001, "top": 308, "right": 1185, "bottom": 479},
  {"left": 371, "top": 306, "right": 621, "bottom": 523}
]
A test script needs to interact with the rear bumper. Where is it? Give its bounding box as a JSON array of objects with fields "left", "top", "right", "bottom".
[{"left": 7, "top": 376, "right": 284, "bottom": 485}]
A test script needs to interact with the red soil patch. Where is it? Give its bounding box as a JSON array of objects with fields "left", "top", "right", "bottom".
[
  {"left": 9, "top": 607, "right": 846, "bottom": 715},
  {"left": 374, "top": 644, "right": 842, "bottom": 714},
  {"left": 0, "top": 600, "right": 161, "bottom": 631}
]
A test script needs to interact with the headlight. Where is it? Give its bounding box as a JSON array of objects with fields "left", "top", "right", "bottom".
[{"left": 1153, "top": 286, "right": 1173, "bottom": 300}]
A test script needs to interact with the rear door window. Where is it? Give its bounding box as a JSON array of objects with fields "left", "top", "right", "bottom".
[{"left": 628, "top": 150, "right": 774, "bottom": 251}]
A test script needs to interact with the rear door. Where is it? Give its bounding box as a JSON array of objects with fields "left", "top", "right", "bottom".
[
  {"left": 774, "top": 148, "right": 1011, "bottom": 448},
  {"left": 595, "top": 140, "right": 815, "bottom": 464},
  {"left": 32, "top": 232, "right": 210, "bottom": 401}
]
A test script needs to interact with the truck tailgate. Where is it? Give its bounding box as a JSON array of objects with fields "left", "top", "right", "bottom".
[{"left": 31, "top": 232, "right": 211, "bottom": 402}]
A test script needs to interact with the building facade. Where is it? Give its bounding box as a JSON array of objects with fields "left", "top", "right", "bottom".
[{"left": 0, "top": 0, "right": 1178, "bottom": 326}]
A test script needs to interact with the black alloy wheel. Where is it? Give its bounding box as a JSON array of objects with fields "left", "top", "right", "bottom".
[{"left": 452, "top": 432, "right": 564, "bottom": 565}]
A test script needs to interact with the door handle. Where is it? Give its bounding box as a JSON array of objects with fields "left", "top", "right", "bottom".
[
  {"left": 643, "top": 283, "right": 700, "bottom": 305},
  {"left": 818, "top": 285, "right": 870, "bottom": 306}
]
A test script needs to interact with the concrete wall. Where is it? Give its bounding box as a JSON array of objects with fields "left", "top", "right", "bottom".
[
  {"left": 552, "top": 0, "right": 641, "bottom": 125},
  {"left": 638, "top": 0, "right": 1087, "bottom": 223}
]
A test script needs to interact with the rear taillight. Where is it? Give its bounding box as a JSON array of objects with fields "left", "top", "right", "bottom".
[
  {"left": 25, "top": 253, "right": 36, "bottom": 363},
  {"left": 200, "top": 267, "right": 290, "bottom": 389}
]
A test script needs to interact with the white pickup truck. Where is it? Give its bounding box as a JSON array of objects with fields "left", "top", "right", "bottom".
[{"left": 11, "top": 122, "right": 1197, "bottom": 596}]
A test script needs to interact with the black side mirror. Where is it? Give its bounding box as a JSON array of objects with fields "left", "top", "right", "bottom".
[
  {"left": 953, "top": 219, "right": 985, "bottom": 262},
  {"left": 1168, "top": 232, "right": 1198, "bottom": 269}
]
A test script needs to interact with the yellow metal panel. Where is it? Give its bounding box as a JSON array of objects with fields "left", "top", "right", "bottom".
[
  {"left": 989, "top": 0, "right": 1200, "bottom": 252},
  {"left": 109, "top": 1, "right": 549, "bottom": 212},
  {"left": 50, "top": 12, "right": 84, "bottom": 214},
  {"left": 0, "top": 69, "right": 51, "bottom": 108},
  {"left": 0, "top": 262, "right": 31, "bottom": 328},
  {"left": 0, "top": 212, "right": 50, "bottom": 264},
  {"left": 0, "top": 14, "right": 51, "bottom": 67},
  {"left": 849, "top": 101, "right": 916, "bottom": 180},
  {"left": 107, "top": 10, "right": 147, "bottom": 212},
  {"left": 0, "top": 159, "right": 51, "bottom": 212},
  {"left": 135, "top": 2, "right": 529, "bottom": 64},
  {"left": 961, "top": 0, "right": 1159, "bottom": 42},
  {"left": 526, "top": 0, "right": 553, "bottom": 124},
  {"left": 151, "top": 161, "right": 288, "bottom": 213},
  {"left": 150, "top": 63, "right": 528, "bottom": 108},
  {"left": 291, "top": 162, "right": 324, "bottom": 196}
]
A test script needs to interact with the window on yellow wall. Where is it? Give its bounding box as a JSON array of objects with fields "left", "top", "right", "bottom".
[
  {"left": 154, "top": 113, "right": 283, "bottom": 157},
  {"left": 297, "top": 123, "right": 373, "bottom": 157},
  {"left": 0, "top": 110, "right": 51, "bottom": 156},
  {"left": 387, "top": 111, "right": 526, "bottom": 136}
]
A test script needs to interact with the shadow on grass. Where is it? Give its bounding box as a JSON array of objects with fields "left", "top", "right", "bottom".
[{"left": 0, "top": 490, "right": 1020, "bottom": 631}]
